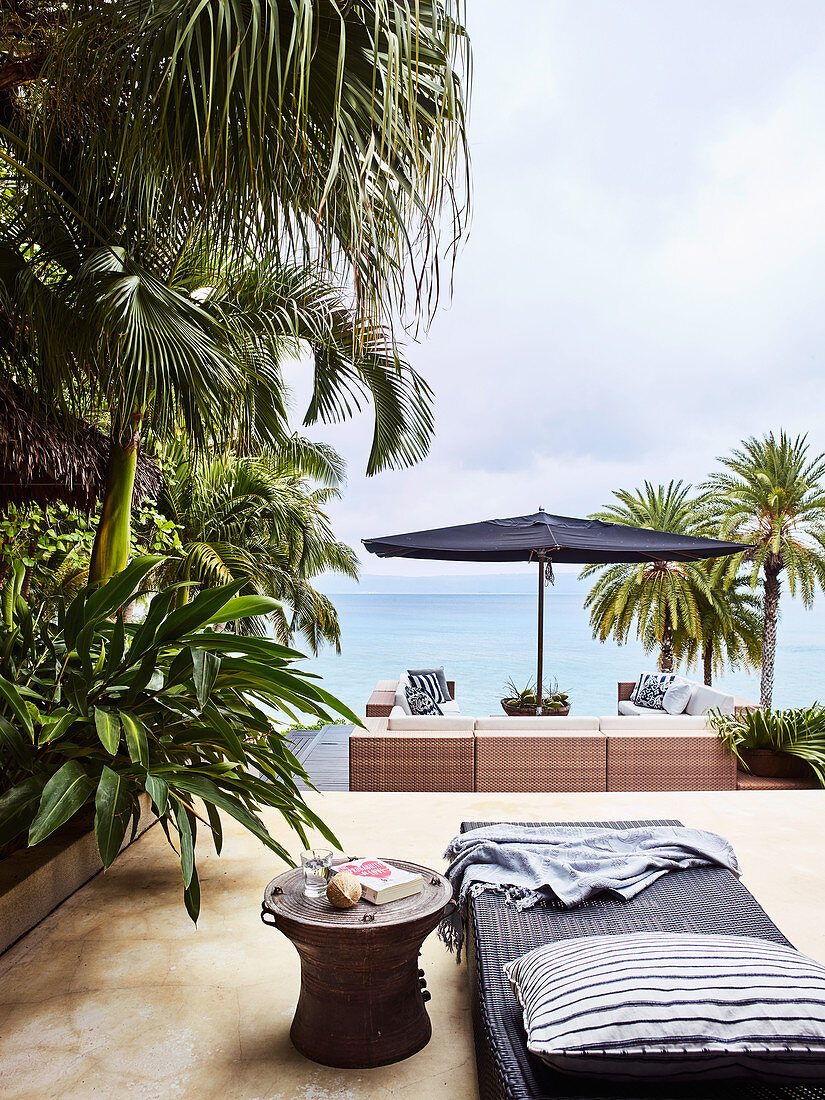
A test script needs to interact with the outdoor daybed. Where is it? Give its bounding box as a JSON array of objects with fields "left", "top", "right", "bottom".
[{"left": 462, "top": 818, "right": 825, "bottom": 1100}]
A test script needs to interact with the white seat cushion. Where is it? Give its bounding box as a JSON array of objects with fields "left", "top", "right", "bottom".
[
  {"left": 618, "top": 700, "right": 647, "bottom": 716},
  {"left": 600, "top": 715, "right": 711, "bottom": 731},
  {"left": 387, "top": 715, "right": 475, "bottom": 732},
  {"left": 474, "top": 716, "right": 600, "bottom": 731}
]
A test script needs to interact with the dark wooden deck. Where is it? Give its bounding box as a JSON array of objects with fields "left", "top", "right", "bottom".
[{"left": 287, "top": 724, "right": 353, "bottom": 792}]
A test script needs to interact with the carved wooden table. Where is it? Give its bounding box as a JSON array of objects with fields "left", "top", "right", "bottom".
[{"left": 261, "top": 859, "right": 452, "bottom": 1068}]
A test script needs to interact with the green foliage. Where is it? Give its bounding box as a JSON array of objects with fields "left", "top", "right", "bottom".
[
  {"left": 709, "top": 706, "right": 825, "bottom": 787},
  {"left": 153, "top": 436, "right": 358, "bottom": 650},
  {"left": 702, "top": 431, "right": 825, "bottom": 706},
  {"left": 0, "top": 556, "right": 360, "bottom": 920},
  {"left": 671, "top": 562, "right": 763, "bottom": 684},
  {"left": 279, "top": 718, "right": 348, "bottom": 736},
  {"left": 502, "top": 678, "right": 569, "bottom": 709},
  {"left": 702, "top": 432, "right": 825, "bottom": 603},
  {"left": 582, "top": 482, "right": 714, "bottom": 670},
  {"left": 0, "top": 500, "right": 181, "bottom": 621},
  {"left": 3, "top": 1, "right": 470, "bottom": 331}
]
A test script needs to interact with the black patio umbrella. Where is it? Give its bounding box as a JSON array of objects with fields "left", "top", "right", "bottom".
[{"left": 363, "top": 509, "right": 747, "bottom": 713}]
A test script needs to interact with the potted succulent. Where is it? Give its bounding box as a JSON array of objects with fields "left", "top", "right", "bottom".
[
  {"left": 709, "top": 706, "right": 825, "bottom": 785},
  {"left": 501, "top": 678, "right": 570, "bottom": 717}
]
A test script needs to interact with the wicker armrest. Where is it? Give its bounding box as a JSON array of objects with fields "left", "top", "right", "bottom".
[
  {"left": 366, "top": 679, "right": 398, "bottom": 718},
  {"left": 447, "top": 679, "right": 456, "bottom": 700},
  {"left": 618, "top": 680, "right": 635, "bottom": 704}
]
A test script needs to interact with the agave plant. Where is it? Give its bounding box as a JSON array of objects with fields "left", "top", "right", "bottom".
[
  {"left": 0, "top": 557, "right": 359, "bottom": 919},
  {"left": 709, "top": 706, "right": 825, "bottom": 786},
  {"left": 502, "top": 678, "right": 569, "bottom": 710}
]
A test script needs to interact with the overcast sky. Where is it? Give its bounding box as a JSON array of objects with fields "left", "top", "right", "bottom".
[{"left": 285, "top": 0, "right": 825, "bottom": 578}]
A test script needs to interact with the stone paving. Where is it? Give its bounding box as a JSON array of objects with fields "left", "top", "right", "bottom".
[{"left": 1, "top": 789, "right": 823, "bottom": 1099}]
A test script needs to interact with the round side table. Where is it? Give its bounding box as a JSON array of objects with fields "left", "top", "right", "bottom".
[{"left": 261, "top": 859, "right": 452, "bottom": 1068}]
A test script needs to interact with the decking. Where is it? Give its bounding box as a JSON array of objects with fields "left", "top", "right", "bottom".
[{"left": 287, "top": 724, "right": 353, "bottom": 791}]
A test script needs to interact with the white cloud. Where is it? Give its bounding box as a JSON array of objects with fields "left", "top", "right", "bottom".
[{"left": 283, "top": 0, "right": 825, "bottom": 576}]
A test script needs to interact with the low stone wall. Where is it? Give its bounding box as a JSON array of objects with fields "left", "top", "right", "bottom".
[{"left": 0, "top": 794, "right": 156, "bottom": 955}]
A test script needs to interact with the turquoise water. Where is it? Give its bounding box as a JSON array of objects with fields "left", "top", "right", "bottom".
[{"left": 301, "top": 594, "right": 825, "bottom": 718}]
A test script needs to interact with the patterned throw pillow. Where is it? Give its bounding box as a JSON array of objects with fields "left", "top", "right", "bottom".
[
  {"left": 407, "top": 669, "right": 449, "bottom": 704},
  {"left": 630, "top": 671, "right": 676, "bottom": 710},
  {"left": 505, "top": 932, "right": 825, "bottom": 1083},
  {"left": 404, "top": 685, "right": 443, "bottom": 716}
]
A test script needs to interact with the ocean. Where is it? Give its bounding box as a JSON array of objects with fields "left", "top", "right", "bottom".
[{"left": 301, "top": 592, "right": 825, "bottom": 718}]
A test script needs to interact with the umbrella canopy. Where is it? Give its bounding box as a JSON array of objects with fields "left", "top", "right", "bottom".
[
  {"left": 363, "top": 510, "right": 746, "bottom": 564},
  {"left": 363, "top": 510, "right": 747, "bottom": 712}
]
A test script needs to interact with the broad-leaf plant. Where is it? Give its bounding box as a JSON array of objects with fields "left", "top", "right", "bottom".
[{"left": 0, "top": 556, "right": 357, "bottom": 920}]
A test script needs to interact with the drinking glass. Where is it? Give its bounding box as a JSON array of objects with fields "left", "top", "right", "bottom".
[{"left": 301, "top": 849, "right": 333, "bottom": 897}]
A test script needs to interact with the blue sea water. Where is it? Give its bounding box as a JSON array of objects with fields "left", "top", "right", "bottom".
[{"left": 301, "top": 593, "right": 825, "bottom": 718}]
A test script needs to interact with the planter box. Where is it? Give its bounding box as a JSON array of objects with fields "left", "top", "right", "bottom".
[{"left": 0, "top": 793, "right": 156, "bottom": 955}]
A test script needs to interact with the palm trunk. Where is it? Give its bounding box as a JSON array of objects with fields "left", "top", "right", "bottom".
[
  {"left": 174, "top": 558, "right": 191, "bottom": 609},
  {"left": 703, "top": 640, "right": 712, "bottom": 686},
  {"left": 660, "top": 622, "right": 674, "bottom": 672},
  {"left": 89, "top": 417, "right": 141, "bottom": 585},
  {"left": 760, "top": 562, "right": 781, "bottom": 709}
]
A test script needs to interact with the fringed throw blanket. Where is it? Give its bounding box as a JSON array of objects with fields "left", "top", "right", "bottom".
[{"left": 439, "top": 824, "right": 739, "bottom": 961}]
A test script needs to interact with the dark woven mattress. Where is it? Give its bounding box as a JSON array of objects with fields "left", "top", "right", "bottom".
[{"left": 461, "top": 819, "right": 825, "bottom": 1100}]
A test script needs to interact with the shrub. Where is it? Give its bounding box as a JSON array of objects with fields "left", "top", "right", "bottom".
[
  {"left": 0, "top": 556, "right": 358, "bottom": 919},
  {"left": 709, "top": 706, "right": 825, "bottom": 786}
]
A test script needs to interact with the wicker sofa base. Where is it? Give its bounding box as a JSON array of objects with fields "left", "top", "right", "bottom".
[{"left": 461, "top": 818, "right": 823, "bottom": 1100}]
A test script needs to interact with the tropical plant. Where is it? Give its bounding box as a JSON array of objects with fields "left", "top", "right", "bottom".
[
  {"left": 154, "top": 435, "right": 358, "bottom": 650},
  {"left": 0, "top": 498, "right": 181, "bottom": 621},
  {"left": 702, "top": 432, "right": 825, "bottom": 708},
  {"left": 0, "top": 1, "right": 470, "bottom": 583},
  {"left": 581, "top": 482, "right": 713, "bottom": 671},
  {"left": 501, "top": 678, "right": 569, "bottom": 710},
  {"left": 671, "top": 562, "right": 762, "bottom": 686},
  {"left": 709, "top": 706, "right": 825, "bottom": 787},
  {"left": 0, "top": 556, "right": 359, "bottom": 919}
]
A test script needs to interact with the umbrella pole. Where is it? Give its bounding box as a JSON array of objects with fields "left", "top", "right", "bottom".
[{"left": 536, "top": 551, "right": 545, "bottom": 715}]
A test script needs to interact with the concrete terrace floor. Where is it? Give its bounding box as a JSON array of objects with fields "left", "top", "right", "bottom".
[{"left": 2, "top": 789, "right": 825, "bottom": 1100}]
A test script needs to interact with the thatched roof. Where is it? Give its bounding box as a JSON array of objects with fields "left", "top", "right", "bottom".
[{"left": 0, "top": 384, "right": 163, "bottom": 512}]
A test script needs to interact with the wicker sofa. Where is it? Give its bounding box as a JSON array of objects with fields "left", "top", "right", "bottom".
[{"left": 350, "top": 708, "right": 737, "bottom": 794}]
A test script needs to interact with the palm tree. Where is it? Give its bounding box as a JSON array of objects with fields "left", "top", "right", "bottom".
[
  {"left": 0, "top": 1, "right": 471, "bottom": 580},
  {"left": 670, "top": 562, "right": 763, "bottom": 686},
  {"left": 581, "top": 482, "right": 712, "bottom": 672},
  {"left": 702, "top": 432, "right": 825, "bottom": 708},
  {"left": 155, "top": 435, "right": 359, "bottom": 651}
]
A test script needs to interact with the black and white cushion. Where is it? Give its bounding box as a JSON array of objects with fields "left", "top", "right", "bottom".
[
  {"left": 630, "top": 671, "right": 676, "bottom": 711},
  {"left": 504, "top": 932, "right": 825, "bottom": 1083},
  {"left": 407, "top": 667, "right": 450, "bottom": 704},
  {"left": 404, "top": 684, "right": 443, "bottom": 716}
]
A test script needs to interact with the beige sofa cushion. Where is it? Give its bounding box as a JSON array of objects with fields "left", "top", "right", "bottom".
[
  {"left": 475, "top": 716, "right": 600, "bottom": 731},
  {"left": 600, "top": 715, "right": 711, "bottom": 732},
  {"left": 388, "top": 715, "right": 475, "bottom": 732}
]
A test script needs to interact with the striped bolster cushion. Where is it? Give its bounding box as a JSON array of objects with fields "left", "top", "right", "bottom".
[
  {"left": 504, "top": 932, "right": 825, "bottom": 1082},
  {"left": 407, "top": 670, "right": 449, "bottom": 704}
]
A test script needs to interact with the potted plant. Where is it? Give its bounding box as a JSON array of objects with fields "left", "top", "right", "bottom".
[
  {"left": 709, "top": 706, "right": 825, "bottom": 784},
  {"left": 501, "top": 678, "right": 570, "bottom": 717}
]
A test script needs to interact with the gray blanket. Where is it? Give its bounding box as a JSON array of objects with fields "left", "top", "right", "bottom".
[{"left": 439, "top": 824, "right": 740, "bottom": 959}]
